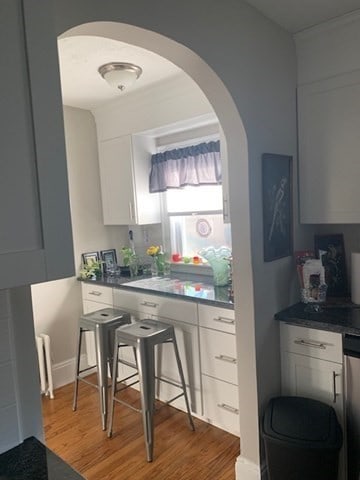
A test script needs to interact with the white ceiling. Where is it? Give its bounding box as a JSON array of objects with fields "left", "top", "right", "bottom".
[
  {"left": 245, "top": 0, "right": 360, "bottom": 33},
  {"left": 58, "top": 3, "right": 360, "bottom": 110},
  {"left": 58, "top": 36, "right": 183, "bottom": 110}
]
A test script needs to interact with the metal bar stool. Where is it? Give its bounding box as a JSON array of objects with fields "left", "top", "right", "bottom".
[
  {"left": 108, "top": 318, "right": 195, "bottom": 462},
  {"left": 73, "top": 307, "right": 131, "bottom": 430}
]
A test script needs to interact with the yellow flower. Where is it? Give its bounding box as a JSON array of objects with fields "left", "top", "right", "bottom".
[{"left": 147, "top": 245, "right": 160, "bottom": 257}]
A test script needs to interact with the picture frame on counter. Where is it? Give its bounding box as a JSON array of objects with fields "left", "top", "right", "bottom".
[
  {"left": 100, "top": 249, "right": 117, "bottom": 275},
  {"left": 314, "top": 233, "right": 348, "bottom": 297},
  {"left": 262, "top": 153, "right": 293, "bottom": 262},
  {"left": 81, "top": 251, "right": 100, "bottom": 266}
]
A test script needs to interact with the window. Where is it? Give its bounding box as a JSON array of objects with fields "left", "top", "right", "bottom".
[{"left": 163, "top": 185, "right": 232, "bottom": 261}]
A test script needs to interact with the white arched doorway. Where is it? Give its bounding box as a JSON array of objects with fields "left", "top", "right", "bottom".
[{"left": 60, "top": 21, "right": 259, "bottom": 479}]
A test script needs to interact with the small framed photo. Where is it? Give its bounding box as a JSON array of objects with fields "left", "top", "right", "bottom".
[
  {"left": 81, "top": 251, "right": 100, "bottom": 266},
  {"left": 100, "top": 249, "right": 117, "bottom": 274},
  {"left": 314, "top": 234, "right": 348, "bottom": 297},
  {"left": 262, "top": 153, "right": 293, "bottom": 262}
]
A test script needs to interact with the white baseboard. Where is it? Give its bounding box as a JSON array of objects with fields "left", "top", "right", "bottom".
[
  {"left": 235, "top": 455, "right": 261, "bottom": 480},
  {"left": 51, "top": 354, "right": 89, "bottom": 390}
]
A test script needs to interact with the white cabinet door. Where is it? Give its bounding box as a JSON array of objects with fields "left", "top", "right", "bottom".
[
  {"left": 219, "top": 126, "right": 230, "bottom": 223},
  {"left": 82, "top": 284, "right": 114, "bottom": 367},
  {"left": 298, "top": 70, "right": 360, "bottom": 223},
  {"left": 281, "top": 351, "right": 344, "bottom": 421},
  {"left": 282, "top": 350, "right": 346, "bottom": 480},
  {"left": 98, "top": 134, "right": 160, "bottom": 225}
]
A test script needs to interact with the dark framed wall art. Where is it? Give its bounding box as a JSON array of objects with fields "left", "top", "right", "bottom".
[
  {"left": 314, "top": 233, "right": 348, "bottom": 297},
  {"left": 262, "top": 153, "right": 293, "bottom": 262}
]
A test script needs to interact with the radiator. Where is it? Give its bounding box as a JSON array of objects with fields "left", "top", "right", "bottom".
[{"left": 35, "top": 334, "right": 54, "bottom": 399}]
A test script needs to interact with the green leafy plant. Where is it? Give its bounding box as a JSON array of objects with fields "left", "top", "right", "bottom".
[
  {"left": 79, "top": 260, "right": 103, "bottom": 279},
  {"left": 121, "top": 247, "right": 136, "bottom": 266}
]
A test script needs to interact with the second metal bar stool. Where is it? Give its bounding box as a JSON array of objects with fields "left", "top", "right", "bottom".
[
  {"left": 73, "top": 307, "right": 131, "bottom": 430},
  {"left": 108, "top": 318, "right": 195, "bottom": 461}
]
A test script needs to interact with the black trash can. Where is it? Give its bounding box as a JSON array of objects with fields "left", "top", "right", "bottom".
[{"left": 262, "top": 396, "right": 342, "bottom": 480}]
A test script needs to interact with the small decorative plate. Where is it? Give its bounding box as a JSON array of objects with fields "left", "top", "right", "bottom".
[{"left": 196, "top": 218, "right": 212, "bottom": 237}]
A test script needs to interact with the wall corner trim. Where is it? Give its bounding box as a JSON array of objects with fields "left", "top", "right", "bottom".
[{"left": 235, "top": 455, "right": 261, "bottom": 480}]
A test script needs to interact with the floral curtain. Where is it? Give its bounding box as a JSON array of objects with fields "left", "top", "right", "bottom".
[{"left": 149, "top": 140, "right": 221, "bottom": 193}]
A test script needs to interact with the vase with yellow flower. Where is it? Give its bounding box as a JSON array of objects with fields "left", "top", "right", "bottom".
[{"left": 146, "top": 245, "right": 166, "bottom": 276}]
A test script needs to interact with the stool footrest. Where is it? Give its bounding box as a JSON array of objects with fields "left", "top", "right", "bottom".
[
  {"left": 78, "top": 365, "right": 96, "bottom": 374},
  {"left": 165, "top": 392, "right": 185, "bottom": 405},
  {"left": 76, "top": 376, "right": 100, "bottom": 390},
  {"left": 154, "top": 375, "right": 182, "bottom": 390},
  {"left": 114, "top": 397, "right": 141, "bottom": 413},
  {"left": 115, "top": 378, "right": 139, "bottom": 393}
]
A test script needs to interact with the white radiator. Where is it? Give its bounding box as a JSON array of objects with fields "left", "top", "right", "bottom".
[{"left": 35, "top": 334, "right": 54, "bottom": 399}]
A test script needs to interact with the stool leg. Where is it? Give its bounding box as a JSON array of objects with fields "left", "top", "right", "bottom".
[
  {"left": 94, "top": 324, "right": 108, "bottom": 430},
  {"left": 172, "top": 337, "right": 195, "bottom": 431},
  {"left": 107, "top": 339, "right": 120, "bottom": 438},
  {"left": 136, "top": 341, "right": 155, "bottom": 462},
  {"left": 73, "top": 327, "right": 83, "bottom": 412}
]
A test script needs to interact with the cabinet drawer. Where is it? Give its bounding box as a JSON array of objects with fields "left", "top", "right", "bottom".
[
  {"left": 82, "top": 283, "right": 113, "bottom": 305},
  {"left": 280, "top": 323, "right": 343, "bottom": 364},
  {"left": 198, "top": 304, "right": 235, "bottom": 334},
  {"left": 114, "top": 288, "right": 197, "bottom": 325},
  {"left": 202, "top": 375, "right": 239, "bottom": 436},
  {"left": 200, "top": 328, "right": 237, "bottom": 385}
]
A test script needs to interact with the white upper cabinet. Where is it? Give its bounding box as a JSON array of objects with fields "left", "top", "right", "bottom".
[
  {"left": 298, "top": 71, "right": 360, "bottom": 223},
  {"left": 98, "top": 134, "right": 160, "bottom": 225},
  {"left": 219, "top": 126, "right": 230, "bottom": 223},
  {"left": 295, "top": 14, "right": 360, "bottom": 224}
]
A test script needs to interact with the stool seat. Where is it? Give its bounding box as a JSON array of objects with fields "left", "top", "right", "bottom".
[
  {"left": 108, "top": 318, "right": 195, "bottom": 462},
  {"left": 115, "top": 318, "right": 174, "bottom": 343},
  {"left": 73, "top": 307, "right": 131, "bottom": 430}
]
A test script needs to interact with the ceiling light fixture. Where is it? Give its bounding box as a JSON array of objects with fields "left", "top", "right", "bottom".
[{"left": 98, "top": 62, "right": 143, "bottom": 92}]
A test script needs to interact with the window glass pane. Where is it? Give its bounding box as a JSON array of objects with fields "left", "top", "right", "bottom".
[
  {"left": 170, "top": 214, "right": 231, "bottom": 258},
  {"left": 166, "top": 185, "right": 223, "bottom": 213}
]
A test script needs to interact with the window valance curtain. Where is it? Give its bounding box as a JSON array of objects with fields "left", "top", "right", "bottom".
[{"left": 149, "top": 140, "right": 221, "bottom": 193}]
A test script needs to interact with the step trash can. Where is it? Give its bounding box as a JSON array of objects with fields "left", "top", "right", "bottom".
[{"left": 262, "top": 396, "right": 343, "bottom": 480}]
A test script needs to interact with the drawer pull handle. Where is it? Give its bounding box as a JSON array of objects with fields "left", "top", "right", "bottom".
[
  {"left": 294, "top": 339, "right": 326, "bottom": 350},
  {"left": 213, "top": 316, "right": 235, "bottom": 325},
  {"left": 140, "top": 301, "right": 158, "bottom": 308},
  {"left": 215, "top": 354, "right": 237, "bottom": 364},
  {"left": 333, "top": 371, "right": 340, "bottom": 403},
  {"left": 89, "top": 291, "right": 102, "bottom": 296},
  {"left": 217, "top": 403, "right": 239, "bottom": 415}
]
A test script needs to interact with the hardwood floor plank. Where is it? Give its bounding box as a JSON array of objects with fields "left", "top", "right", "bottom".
[{"left": 42, "top": 376, "right": 240, "bottom": 479}]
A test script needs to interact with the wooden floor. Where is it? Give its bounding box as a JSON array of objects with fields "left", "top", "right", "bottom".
[{"left": 42, "top": 376, "right": 240, "bottom": 480}]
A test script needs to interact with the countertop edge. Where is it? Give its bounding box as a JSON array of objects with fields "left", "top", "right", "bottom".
[
  {"left": 275, "top": 302, "right": 360, "bottom": 335},
  {"left": 80, "top": 276, "right": 234, "bottom": 310}
]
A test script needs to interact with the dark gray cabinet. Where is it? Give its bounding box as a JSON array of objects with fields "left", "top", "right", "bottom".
[{"left": 0, "top": 0, "right": 74, "bottom": 289}]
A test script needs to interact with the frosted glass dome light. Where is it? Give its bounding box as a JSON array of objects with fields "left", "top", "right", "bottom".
[{"left": 98, "top": 62, "right": 143, "bottom": 91}]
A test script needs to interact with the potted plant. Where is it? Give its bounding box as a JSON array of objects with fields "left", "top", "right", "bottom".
[{"left": 79, "top": 259, "right": 103, "bottom": 280}]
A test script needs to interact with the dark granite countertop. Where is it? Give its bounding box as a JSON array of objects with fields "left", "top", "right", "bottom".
[
  {"left": 275, "top": 301, "right": 360, "bottom": 335},
  {"left": 0, "top": 437, "right": 83, "bottom": 479},
  {"left": 81, "top": 273, "right": 234, "bottom": 309}
]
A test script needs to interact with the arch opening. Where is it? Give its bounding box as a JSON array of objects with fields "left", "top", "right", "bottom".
[{"left": 58, "top": 20, "right": 259, "bottom": 476}]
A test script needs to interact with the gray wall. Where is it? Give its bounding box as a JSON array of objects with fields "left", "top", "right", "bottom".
[{"left": 31, "top": 107, "right": 129, "bottom": 384}]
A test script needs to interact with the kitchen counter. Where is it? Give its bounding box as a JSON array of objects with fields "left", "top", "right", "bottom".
[
  {"left": 0, "top": 437, "right": 84, "bottom": 479},
  {"left": 275, "top": 301, "right": 360, "bottom": 335},
  {"left": 81, "top": 273, "right": 234, "bottom": 309}
]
